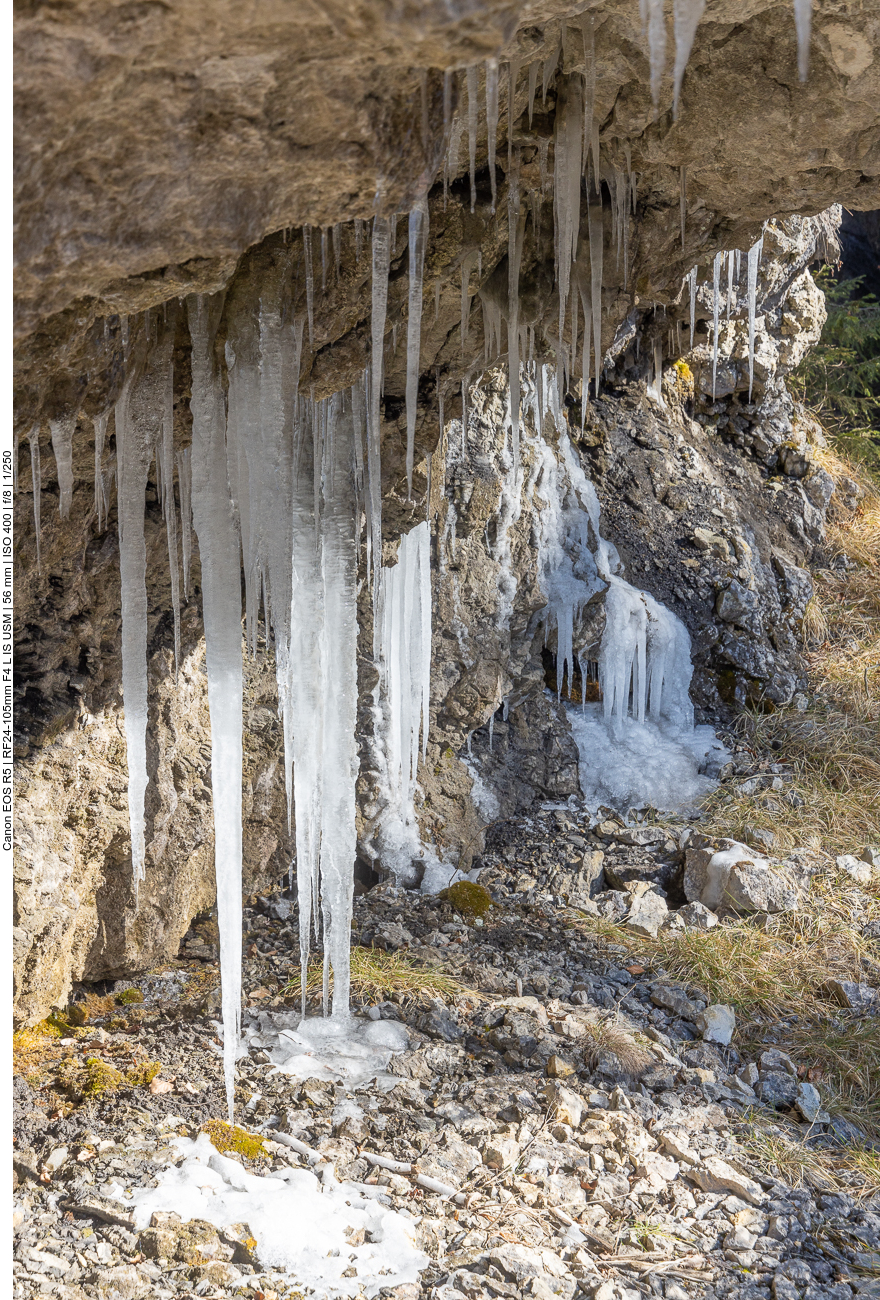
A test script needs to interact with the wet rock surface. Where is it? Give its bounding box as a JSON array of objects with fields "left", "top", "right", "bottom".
[{"left": 14, "top": 809, "right": 880, "bottom": 1300}]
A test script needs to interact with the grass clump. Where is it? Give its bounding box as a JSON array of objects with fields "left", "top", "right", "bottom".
[
  {"left": 439, "top": 880, "right": 493, "bottom": 921},
  {"left": 578, "top": 1017, "right": 652, "bottom": 1077},
  {"left": 286, "top": 946, "right": 468, "bottom": 1007},
  {"left": 200, "top": 1121, "right": 265, "bottom": 1160}
]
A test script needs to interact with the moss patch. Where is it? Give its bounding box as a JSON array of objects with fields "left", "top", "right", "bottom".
[
  {"left": 114, "top": 988, "right": 143, "bottom": 1006},
  {"left": 200, "top": 1121, "right": 265, "bottom": 1160},
  {"left": 55, "top": 1055, "right": 163, "bottom": 1100},
  {"left": 439, "top": 880, "right": 493, "bottom": 921}
]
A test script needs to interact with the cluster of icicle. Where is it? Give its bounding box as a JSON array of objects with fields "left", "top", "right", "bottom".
[
  {"left": 681, "top": 231, "right": 766, "bottom": 406},
  {"left": 22, "top": 0, "right": 816, "bottom": 1121},
  {"left": 527, "top": 365, "right": 695, "bottom": 737},
  {"left": 101, "top": 264, "right": 432, "bottom": 1117}
]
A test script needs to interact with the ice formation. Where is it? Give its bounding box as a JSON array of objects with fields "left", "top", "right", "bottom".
[
  {"left": 28, "top": 424, "right": 41, "bottom": 570},
  {"left": 405, "top": 198, "right": 428, "bottom": 498},
  {"left": 747, "top": 233, "right": 764, "bottom": 400},
  {"left": 372, "top": 522, "right": 433, "bottom": 880},
  {"left": 114, "top": 1132, "right": 427, "bottom": 1298},
  {"left": 49, "top": 413, "right": 76, "bottom": 520}
]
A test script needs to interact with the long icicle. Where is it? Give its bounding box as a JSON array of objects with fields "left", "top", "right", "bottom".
[
  {"left": 688, "top": 266, "right": 698, "bottom": 348},
  {"left": 49, "top": 413, "right": 76, "bottom": 519},
  {"left": 370, "top": 216, "right": 391, "bottom": 603},
  {"left": 29, "top": 424, "right": 41, "bottom": 570},
  {"left": 187, "top": 292, "right": 243, "bottom": 1122},
  {"left": 176, "top": 448, "right": 193, "bottom": 601},
  {"left": 485, "top": 58, "right": 499, "bottom": 212},
  {"left": 405, "top": 197, "right": 428, "bottom": 499},
  {"left": 711, "top": 250, "right": 723, "bottom": 400},
  {"left": 794, "top": 0, "right": 812, "bottom": 81},
  {"left": 466, "top": 65, "right": 478, "bottom": 213},
  {"left": 93, "top": 412, "right": 109, "bottom": 533}
]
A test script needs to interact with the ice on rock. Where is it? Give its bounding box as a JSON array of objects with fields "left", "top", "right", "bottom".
[
  {"left": 711, "top": 250, "right": 723, "bottom": 400},
  {"left": 187, "top": 294, "right": 244, "bottom": 1120},
  {"left": 49, "top": 413, "right": 76, "bottom": 519},
  {"left": 405, "top": 197, "right": 428, "bottom": 498}
]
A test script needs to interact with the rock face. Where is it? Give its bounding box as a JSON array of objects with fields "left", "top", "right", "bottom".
[{"left": 13, "top": 0, "right": 880, "bottom": 1022}]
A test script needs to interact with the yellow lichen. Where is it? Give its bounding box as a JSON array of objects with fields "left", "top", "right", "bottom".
[
  {"left": 439, "top": 880, "right": 494, "bottom": 921},
  {"left": 126, "top": 1060, "right": 162, "bottom": 1087},
  {"left": 200, "top": 1121, "right": 265, "bottom": 1160}
]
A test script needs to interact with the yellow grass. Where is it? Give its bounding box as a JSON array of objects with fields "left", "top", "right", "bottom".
[{"left": 284, "top": 946, "right": 471, "bottom": 1006}]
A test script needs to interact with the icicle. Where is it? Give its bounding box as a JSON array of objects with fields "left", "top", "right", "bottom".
[
  {"left": 176, "top": 448, "right": 192, "bottom": 601},
  {"left": 542, "top": 28, "right": 561, "bottom": 105},
  {"left": 747, "top": 234, "right": 764, "bottom": 401},
  {"left": 527, "top": 60, "right": 539, "bottom": 127},
  {"left": 644, "top": 0, "right": 667, "bottom": 109},
  {"left": 588, "top": 202, "right": 604, "bottom": 398},
  {"left": 49, "top": 413, "right": 76, "bottom": 519},
  {"left": 159, "top": 329, "right": 181, "bottom": 673},
  {"left": 187, "top": 293, "right": 243, "bottom": 1122},
  {"left": 370, "top": 217, "right": 391, "bottom": 600},
  {"left": 320, "top": 229, "right": 328, "bottom": 293},
  {"left": 581, "top": 13, "right": 596, "bottom": 173},
  {"left": 93, "top": 412, "right": 109, "bottom": 532},
  {"left": 460, "top": 252, "right": 474, "bottom": 349},
  {"left": 553, "top": 77, "right": 584, "bottom": 361},
  {"left": 794, "top": 0, "right": 812, "bottom": 81},
  {"left": 390, "top": 214, "right": 398, "bottom": 258},
  {"left": 580, "top": 287, "right": 591, "bottom": 425},
  {"left": 679, "top": 166, "right": 687, "bottom": 252},
  {"left": 405, "top": 197, "right": 428, "bottom": 499},
  {"left": 507, "top": 56, "right": 520, "bottom": 170},
  {"left": 711, "top": 250, "right": 722, "bottom": 400},
  {"left": 29, "top": 424, "right": 41, "bottom": 570},
  {"left": 303, "top": 227, "right": 315, "bottom": 347},
  {"left": 114, "top": 316, "right": 174, "bottom": 893},
  {"left": 466, "top": 64, "right": 478, "bottom": 213},
  {"left": 461, "top": 379, "right": 468, "bottom": 456},
  {"left": 489, "top": 712, "right": 494, "bottom": 751},
  {"left": 332, "top": 224, "right": 342, "bottom": 280},
  {"left": 507, "top": 153, "right": 524, "bottom": 467},
  {"left": 485, "top": 58, "right": 499, "bottom": 212},
  {"left": 672, "top": 0, "right": 705, "bottom": 119},
  {"left": 443, "top": 68, "right": 453, "bottom": 135},
  {"left": 419, "top": 67, "right": 429, "bottom": 155},
  {"left": 316, "top": 393, "right": 360, "bottom": 1019},
  {"left": 688, "top": 266, "right": 697, "bottom": 348},
  {"left": 726, "top": 250, "right": 735, "bottom": 319}
]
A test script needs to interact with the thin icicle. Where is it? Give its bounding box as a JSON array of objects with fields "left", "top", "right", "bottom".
[
  {"left": 527, "top": 60, "right": 539, "bottom": 127},
  {"left": 49, "top": 413, "right": 76, "bottom": 519},
  {"left": 405, "top": 197, "right": 428, "bottom": 499},
  {"left": 507, "top": 56, "right": 520, "bottom": 170},
  {"left": 508, "top": 153, "right": 524, "bottom": 466},
  {"left": 187, "top": 293, "right": 243, "bottom": 1122},
  {"left": 672, "top": 0, "right": 706, "bottom": 119},
  {"left": 688, "top": 266, "right": 698, "bottom": 348},
  {"left": 553, "top": 76, "right": 584, "bottom": 361},
  {"left": 461, "top": 379, "right": 468, "bottom": 456},
  {"left": 370, "top": 216, "right": 391, "bottom": 600},
  {"left": 320, "top": 228, "right": 328, "bottom": 293},
  {"left": 176, "top": 448, "right": 193, "bottom": 601},
  {"left": 794, "top": 0, "right": 812, "bottom": 81},
  {"left": 29, "top": 424, "right": 41, "bottom": 570},
  {"left": 747, "top": 234, "right": 764, "bottom": 401},
  {"left": 159, "top": 330, "right": 181, "bottom": 672},
  {"left": 588, "top": 202, "right": 604, "bottom": 398},
  {"left": 711, "top": 250, "right": 722, "bottom": 400},
  {"left": 726, "top": 250, "right": 735, "bottom": 319},
  {"left": 93, "top": 412, "right": 109, "bottom": 532},
  {"left": 644, "top": 0, "right": 667, "bottom": 109},
  {"left": 679, "top": 166, "right": 687, "bottom": 252},
  {"left": 485, "top": 58, "right": 499, "bottom": 212},
  {"left": 466, "top": 65, "right": 478, "bottom": 213},
  {"left": 303, "top": 227, "right": 315, "bottom": 347}
]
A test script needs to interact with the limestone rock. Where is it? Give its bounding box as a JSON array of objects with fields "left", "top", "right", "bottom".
[{"left": 696, "top": 1004, "right": 736, "bottom": 1046}]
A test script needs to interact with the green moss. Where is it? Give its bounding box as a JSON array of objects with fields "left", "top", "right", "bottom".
[
  {"left": 126, "top": 1060, "right": 162, "bottom": 1087},
  {"left": 439, "top": 880, "right": 493, "bottom": 921},
  {"left": 114, "top": 988, "right": 143, "bottom": 1006},
  {"left": 200, "top": 1120, "right": 265, "bottom": 1160}
]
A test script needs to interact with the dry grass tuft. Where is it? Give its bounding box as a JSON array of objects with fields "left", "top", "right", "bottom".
[
  {"left": 740, "top": 1114, "right": 880, "bottom": 1199},
  {"left": 285, "top": 946, "right": 470, "bottom": 1006},
  {"left": 578, "top": 1017, "right": 653, "bottom": 1076}
]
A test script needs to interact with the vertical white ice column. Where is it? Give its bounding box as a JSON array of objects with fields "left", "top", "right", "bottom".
[
  {"left": 317, "top": 395, "right": 360, "bottom": 1018},
  {"left": 405, "top": 198, "right": 428, "bottom": 500},
  {"left": 49, "top": 413, "right": 77, "bottom": 520},
  {"left": 115, "top": 316, "right": 174, "bottom": 888},
  {"left": 379, "top": 522, "right": 432, "bottom": 844},
  {"left": 187, "top": 294, "right": 244, "bottom": 1122}
]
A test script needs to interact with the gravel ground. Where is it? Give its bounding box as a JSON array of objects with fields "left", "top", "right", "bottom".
[{"left": 13, "top": 802, "right": 880, "bottom": 1300}]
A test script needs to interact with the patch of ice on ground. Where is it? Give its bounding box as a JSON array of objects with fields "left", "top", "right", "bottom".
[
  {"left": 114, "top": 1132, "right": 427, "bottom": 1298},
  {"left": 463, "top": 756, "right": 501, "bottom": 822},
  {"left": 566, "top": 700, "right": 729, "bottom": 814},
  {"left": 419, "top": 858, "right": 482, "bottom": 895},
  {"left": 240, "top": 1011, "right": 409, "bottom": 1087}
]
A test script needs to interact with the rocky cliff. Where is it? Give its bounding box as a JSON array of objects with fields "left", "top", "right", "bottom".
[{"left": 13, "top": 0, "right": 880, "bottom": 1024}]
